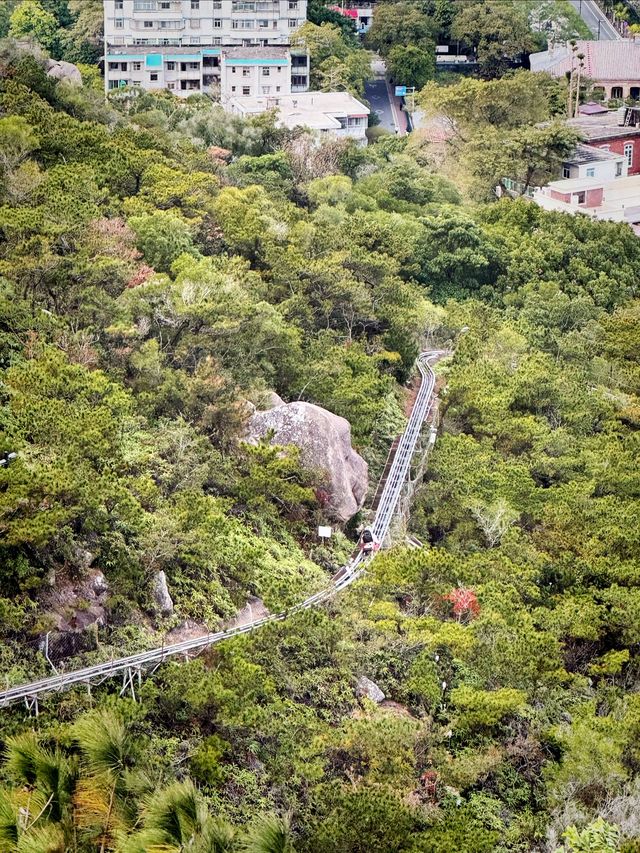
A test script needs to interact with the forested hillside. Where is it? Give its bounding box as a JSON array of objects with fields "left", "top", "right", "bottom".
[{"left": 0, "top": 32, "right": 640, "bottom": 853}]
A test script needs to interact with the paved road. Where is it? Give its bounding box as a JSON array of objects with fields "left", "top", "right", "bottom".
[
  {"left": 568, "top": 0, "right": 620, "bottom": 39},
  {"left": 365, "top": 77, "right": 398, "bottom": 134}
]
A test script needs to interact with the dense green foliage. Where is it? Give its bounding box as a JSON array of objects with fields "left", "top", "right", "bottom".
[{"left": 0, "top": 24, "right": 639, "bottom": 853}]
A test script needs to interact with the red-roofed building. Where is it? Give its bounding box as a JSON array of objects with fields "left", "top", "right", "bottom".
[
  {"left": 567, "top": 107, "right": 640, "bottom": 176},
  {"left": 530, "top": 40, "right": 640, "bottom": 101}
]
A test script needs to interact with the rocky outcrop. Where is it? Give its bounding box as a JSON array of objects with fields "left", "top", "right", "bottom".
[
  {"left": 247, "top": 401, "right": 368, "bottom": 522},
  {"left": 151, "top": 570, "right": 174, "bottom": 616},
  {"left": 39, "top": 569, "right": 109, "bottom": 662},
  {"left": 164, "top": 619, "right": 209, "bottom": 645},
  {"left": 46, "top": 59, "right": 82, "bottom": 86},
  {"left": 356, "top": 676, "right": 385, "bottom": 704},
  {"left": 224, "top": 596, "right": 270, "bottom": 630}
]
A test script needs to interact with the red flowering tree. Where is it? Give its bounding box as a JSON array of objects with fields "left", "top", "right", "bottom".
[{"left": 444, "top": 587, "right": 480, "bottom": 621}]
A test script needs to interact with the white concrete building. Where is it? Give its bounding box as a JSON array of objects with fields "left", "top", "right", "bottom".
[
  {"left": 560, "top": 142, "right": 627, "bottom": 182},
  {"left": 220, "top": 45, "right": 308, "bottom": 102},
  {"left": 228, "top": 90, "right": 370, "bottom": 141},
  {"left": 533, "top": 173, "right": 640, "bottom": 231},
  {"left": 103, "top": 0, "right": 309, "bottom": 97}
]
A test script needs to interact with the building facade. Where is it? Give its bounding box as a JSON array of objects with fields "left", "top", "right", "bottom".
[
  {"left": 567, "top": 107, "right": 640, "bottom": 177},
  {"left": 228, "top": 90, "right": 370, "bottom": 141},
  {"left": 560, "top": 143, "right": 626, "bottom": 182},
  {"left": 533, "top": 174, "right": 640, "bottom": 231},
  {"left": 103, "top": 0, "right": 309, "bottom": 98},
  {"left": 530, "top": 41, "right": 640, "bottom": 101}
]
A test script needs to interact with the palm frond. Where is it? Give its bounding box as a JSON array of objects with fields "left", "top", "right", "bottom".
[
  {"left": 194, "top": 817, "right": 237, "bottom": 853},
  {"left": 15, "top": 823, "right": 65, "bottom": 853},
  {"left": 242, "top": 814, "right": 295, "bottom": 853},
  {"left": 140, "top": 779, "right": 208, "bottom": 846},
  {"left": 4, "top": 732, "right": 41, "bottom": 786},
  {"left": 5, "top": 732, "right": 76, "bottom": 824},
  {"left": 73, "top": 710, "right": 137, "bottom": 781},
  {"left": 0, "top": 788, "right": 20, "bottom": 853}
]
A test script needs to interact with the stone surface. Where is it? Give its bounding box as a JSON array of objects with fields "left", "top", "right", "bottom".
[
  {"left": 356, "top": 676, "right": 386, "bottom": 704},
  {"left": 71, "top": 545, "right": 94, "bottom": 571},
  {"left": 264, "top": 390, "right": 285, "bottom": 409},
  {"left": 224, "top": 596, "right": 270, "bottom": 630},
  {"left": 164, "top": 619, "right": 209, "bottom": 645},
  {"left": 247, "top": 401, "right": 368, "bottom": 522},
  {"left": 38, "top": 568, "right": 110, "bottom": 663},
  {"left": 46, "top": 59, "right": 82, "bottom": 86},
  {"left": 151, "top": 570, "right": 174, "bottom": 615}
]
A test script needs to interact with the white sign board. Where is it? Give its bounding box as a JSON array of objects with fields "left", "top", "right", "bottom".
[{"left": 318, "top": 526, "right": 332, "bottom": 539}]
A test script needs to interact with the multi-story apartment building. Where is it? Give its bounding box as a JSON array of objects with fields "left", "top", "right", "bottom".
[{"left": 103, "top": 0, "right": 309, "bottom": 99}]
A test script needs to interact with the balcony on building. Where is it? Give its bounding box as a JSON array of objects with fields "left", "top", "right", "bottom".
[
  {"left": 130, "top": 19, "right": 185, "bottom": 30},
  {"left": 132, "top": 0, "right": 182, "bottom": 10}
]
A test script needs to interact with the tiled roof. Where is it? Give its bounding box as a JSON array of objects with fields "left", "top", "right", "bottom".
[
  {"left": 565, "top": 142, "right": 622, "bottom": 165},
  {"left": 566, "top": 108, "right": 640, "bottom": 140},
  {"left": 530, "top": 40, "right": 640, "bottom": 80}
]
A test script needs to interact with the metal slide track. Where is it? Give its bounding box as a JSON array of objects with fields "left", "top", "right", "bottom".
[{"left": 0, "top": 351, "right": 441, "bottom": 712}]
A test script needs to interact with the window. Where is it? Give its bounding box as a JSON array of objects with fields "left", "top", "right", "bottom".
[
  {"left": 115, "top": 18, "right": 124, "bottom": 27},
  {"left": 144, "top": 20, "right": 154, "bottom": 27},
  {"left": 150, "top": 73, "right": 158, "bottom": 80},
  {"left": 242, "top": 85, "right": 250, "bottom": 95},
  {"left": 190, "top": 36, "right": 200, "bottom": 43},
  {"left": 159, "top": 1, "right": 172, "bottom": 8},
  {"left": 611, "top": 86, "right": 623, "bottom": 99},
  {"left": 168, "top": 82, "right": 176, "bottom": 89},
  {"left": 575, "top": 191, "right": 585, "bottom": 204},
  {"left": 213, "top": 18, "right": 222, "bottom": 26},
  {"left": 289, "top": 0, "right": 298, "bottom": 7},
  {"left": 276, "top": 85, "right": 280, "bottom": 92},
  {"left": 232, "top": 66, "right": 236, "bottom": 73},
  {"left": 258, "top": 19, "right": 269, "bottom": 27},
  {"left": 115, "top": 0, "right": 123, "bottom": 8},
  {"left": 562, "top": 165, "right": 571, "bottom": 179},
  {"left": 190, "top": 18, "right": 200, "bottom": 27},
  {"left": 262, "top": 86, "right": 271, "bottom": 94},
  {"left": 212, "top": 36, "right": 221, "bottom": 44},
  {"left": 191, "top": 0, "right": 200, "bottom": 6},
  {"left": 213, "top": 1, "right": 222, "bottom": 7},
  {"left": 133, "top": 61, "right": 142, "bottom": 70},
  {"left": 616, "top": 161, "right": 623, "bottom": 177},
  {"left": 288, "top": 18, "right": 298, "bottom": 27},
  {"left": 586, "top": 167, "right": 595, "bottom": 177},
  {"left": 166, "top": 61, "right": 175, "bottom": 69},
  {"left": 242, "top": 68, "right": 250, "bottom": 76},
  {"left": 262, "top": 66, "right": 270, "bottom": 75},
  {"left": 625, "top": 142, "right": 633, "bottom": 166},
  {"left": 133, "top": 80, "right": 142, "bottom": 86},
  {"left": 231, "top": 85, "right": 236, "bottom": 92}
]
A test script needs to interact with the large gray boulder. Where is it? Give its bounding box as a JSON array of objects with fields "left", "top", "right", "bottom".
[
  {"left": 46, "top": 59, "right": 82, "bottom": 86},
  {"left": 151, "top": 570, "right": 174, "bottom": 615},
  {"left": 356, "top": 676, "right": 385, "bottom": 704},
  {"left": 247, "top": 401, "right": 368, "bottom": 522}
]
